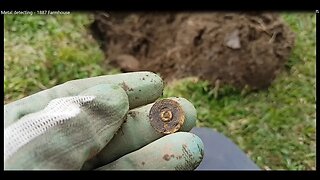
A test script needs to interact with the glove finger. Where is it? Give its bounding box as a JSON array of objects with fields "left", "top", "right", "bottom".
[
  {"left": 97, "top": 132, "right": 204, "bottom": 170},
  {"left": 5, "top": 84, "right": 129, "bottom": 170},
  {"left": 82, "top": 97, "right": 197, "bottom": 170},
  {"left": 5, "top": 71, "right": 163, "bottom": 126}
]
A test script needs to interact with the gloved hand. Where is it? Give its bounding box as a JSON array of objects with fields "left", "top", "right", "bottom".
[{"left": 4, "top": 71, "right": 204, "bottom": 170}]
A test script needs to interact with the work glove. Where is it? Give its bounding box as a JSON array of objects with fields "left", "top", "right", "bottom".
[{"left": 4, "top": 71, "right": 204, "bottom": 170}]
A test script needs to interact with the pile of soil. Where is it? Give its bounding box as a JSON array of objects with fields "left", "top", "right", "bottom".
[{"left": 90, "top": 12, "right": 295, "bottom": 90}]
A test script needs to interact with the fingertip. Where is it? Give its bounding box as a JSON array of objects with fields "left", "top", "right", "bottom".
[
  {"left": 98, "top": 132, "right": 204, "bottom": 170},
  {"left": 118, "top": 71, "right": 164, "bottom": 109},
  {"left": 167, "top": 132, "right": 204, "bottom": 170}
]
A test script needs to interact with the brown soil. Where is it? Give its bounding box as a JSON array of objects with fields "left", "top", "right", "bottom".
[{"left": 90, "top": 12, "right": 295, "bottom": 90}]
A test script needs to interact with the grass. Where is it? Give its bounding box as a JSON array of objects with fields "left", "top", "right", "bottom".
[
  {"left": 4, "top": 13, "right": 316, "bottom": 170},
  {"left": 4, "top": 13, "right": 119, "bottom": 104}
]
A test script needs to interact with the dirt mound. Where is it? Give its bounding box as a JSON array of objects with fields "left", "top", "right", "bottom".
[{"left": 90, "top": 12, "right": 295, "bottom": 90}]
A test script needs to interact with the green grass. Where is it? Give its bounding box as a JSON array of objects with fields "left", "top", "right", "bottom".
[
  {"left": 4, "top": 13, "right": 316, "bottom": 170},
  {"left": 4, "top": 13, "right": 119, "bottom": 104}
]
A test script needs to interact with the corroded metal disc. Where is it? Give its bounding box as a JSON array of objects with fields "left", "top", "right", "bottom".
[{"left": 149, "top": 99, "right": 185, "bottom": 134}]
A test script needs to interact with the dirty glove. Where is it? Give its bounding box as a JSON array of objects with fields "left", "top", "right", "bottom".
[{"left": 4, "top": 72, "right": 204, "bottom": 170}]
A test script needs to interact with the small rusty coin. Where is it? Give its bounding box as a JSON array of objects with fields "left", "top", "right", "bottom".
[{"left": 149, "top": 99, "right": 185, "bottom": 134}]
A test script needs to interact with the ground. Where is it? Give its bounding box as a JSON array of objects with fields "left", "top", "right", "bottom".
[
  {"left": 4, "top": 12, "right": 316, "bottom": 170},
  {"left": 90, "top": 12, "right": 295, "bottom": 90}
]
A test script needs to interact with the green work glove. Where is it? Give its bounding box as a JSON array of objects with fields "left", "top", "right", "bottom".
[{"left": 4, "top": 72, "right": 204, "bottom": 170}]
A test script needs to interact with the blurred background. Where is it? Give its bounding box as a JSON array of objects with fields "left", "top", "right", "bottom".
[{"left": 4, "top": 12, "right": 316, "bottom": 170}]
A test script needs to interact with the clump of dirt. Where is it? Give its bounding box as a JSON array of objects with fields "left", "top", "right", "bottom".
[{"left": 90, "top": 12, "right": 295, "bottom": 90}]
